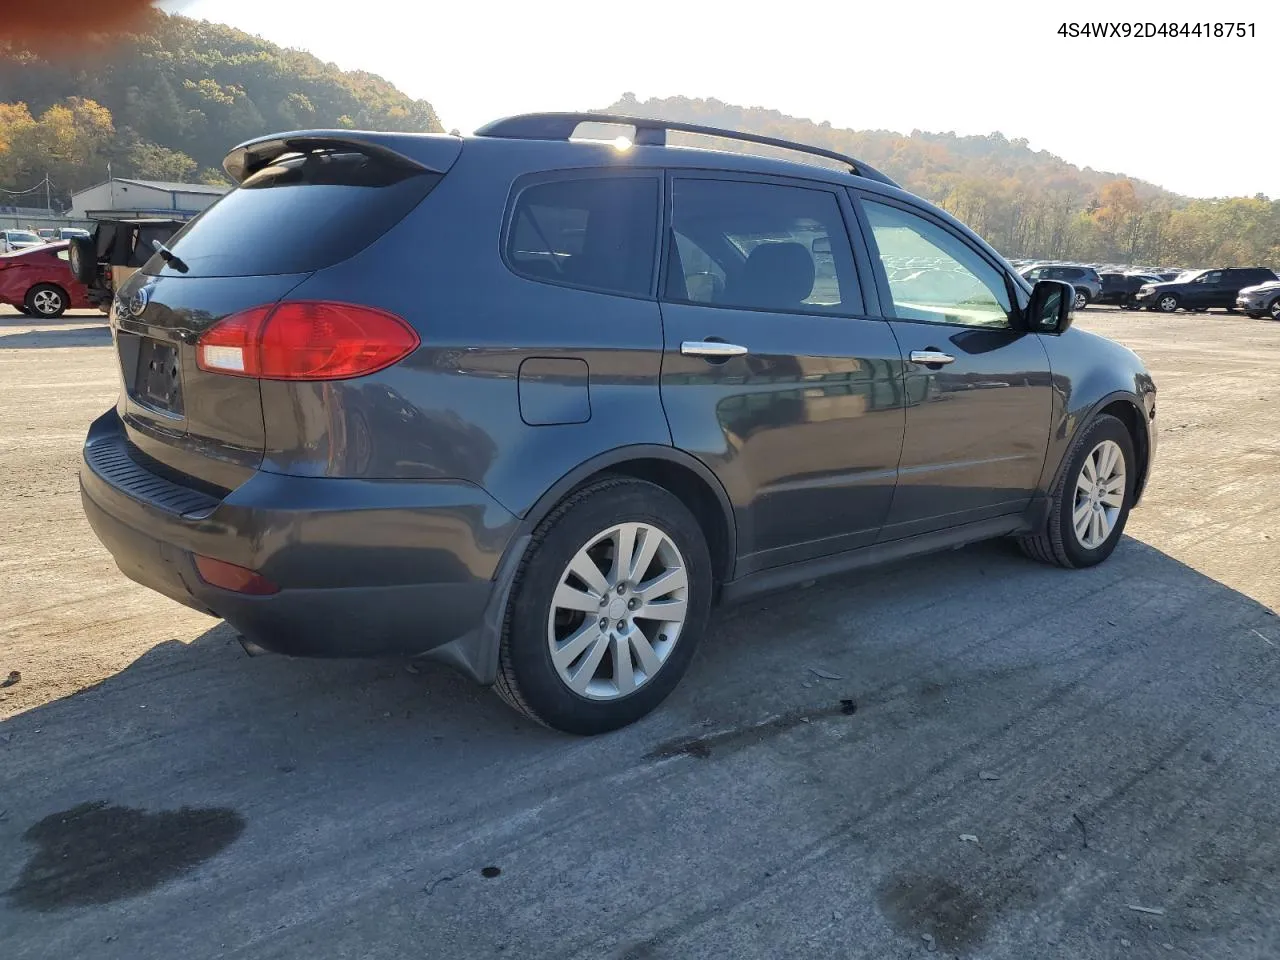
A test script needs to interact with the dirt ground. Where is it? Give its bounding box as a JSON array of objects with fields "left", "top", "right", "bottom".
[{"left": 1, "top": 304, "right": 1278, "bottom": 959}]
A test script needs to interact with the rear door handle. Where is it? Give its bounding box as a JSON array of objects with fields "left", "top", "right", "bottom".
[
  {"left": 909, "top": 349, "right": 955, "bottom": 365},
  {"left": 681, "top": 341, "right": 749, "bottom": 359}
]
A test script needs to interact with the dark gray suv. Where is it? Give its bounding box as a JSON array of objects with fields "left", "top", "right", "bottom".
[{"left": 80, "top": 114, "right": 1158, "bottom": 733}]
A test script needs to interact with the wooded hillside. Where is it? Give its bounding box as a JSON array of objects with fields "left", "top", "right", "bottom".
[
  {"left": 602, "top": 95, "right": 1279, "bottom": 267},
  {"left": 0, "top": 16, "right": 1274, "bottom": 270},
  {"left": 0, "top": 11, "right": 441, "bottom": 201}
]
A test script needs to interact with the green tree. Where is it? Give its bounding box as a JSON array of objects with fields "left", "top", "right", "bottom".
[
  {"left": 196, "top": 166, "right": 231, "bottom": 186},
  {"left": 126, "top": 140, "right": 197, "bottom": 181}
]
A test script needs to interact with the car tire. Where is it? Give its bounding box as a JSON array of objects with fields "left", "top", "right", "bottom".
[
  {"left": 1246, "top": 312, "right": 1263, "bottom": 319},
  {"left": 1157, "top": 294, "right": 1180, "bottom": 313},
  {"left": 25, "top": 283, "right": 68, "bottom": 319},
  {"left": 1073, "top": 290, "right": 1090, "bottom": 310},
  {"left": 1018, "top": 414, "right": 1135, "bottom": 569},
  {"left": 494, "top": 476, "right": 713, "bottom": 735},
  {"left": 67, "top": 237, "right": 96, "bottom": 286},
  {"left": 1269, "top": 298, "right": 1280, "bottom": 321}
]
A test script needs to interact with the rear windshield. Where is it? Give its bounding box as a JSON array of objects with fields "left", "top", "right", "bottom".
[{"left": 148, "top": 149, "right": 441, "bottom": 278}]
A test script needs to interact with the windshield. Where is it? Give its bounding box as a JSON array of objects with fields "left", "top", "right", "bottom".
[
  {"left": 1176, "top": 270, "right": 1203, "bottom": 282},
  {"left": 6, "top": 232, "right": 40, "bottom": 244}
]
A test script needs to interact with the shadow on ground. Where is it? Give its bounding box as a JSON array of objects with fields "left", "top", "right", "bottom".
[
  {"left": 2, "top": 537, "right": 1278, "bottom": 960},
  {"left": 0, "top": 326, "right": 111, "bottom": 349},
  {"left": 0, "top": 309, "right": 105, "bottom": 325}
]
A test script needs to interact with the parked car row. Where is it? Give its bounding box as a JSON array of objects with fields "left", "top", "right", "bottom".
[
  {"left": 1007, "top": 257, "right": 1279, "bottom": 316},
  {"left": 37, "top": 226, "right": 91, "bottom": 243},
  {"left": 1, "top": 227, "right": 90, "bottom": 252},
  {"left": 1132, "top": 267, "right": 1279, "bottom": 314}
]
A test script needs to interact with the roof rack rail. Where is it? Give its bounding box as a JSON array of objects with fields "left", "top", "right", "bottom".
[{"left": 473, "top": 112, "right": 899, "bottom": 188}]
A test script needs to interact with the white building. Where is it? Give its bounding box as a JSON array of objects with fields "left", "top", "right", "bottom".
[{"left": 69, "top": 178, "right": 229, "bottom": 220}]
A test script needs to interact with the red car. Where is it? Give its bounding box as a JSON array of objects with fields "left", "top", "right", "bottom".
[{"left": 0, "top": 241, "right": 93, "bottom": 318}]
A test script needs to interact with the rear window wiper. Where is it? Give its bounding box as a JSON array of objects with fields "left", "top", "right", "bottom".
[{"left": 151, "top": 239, "right": 189, "bottom": 274}]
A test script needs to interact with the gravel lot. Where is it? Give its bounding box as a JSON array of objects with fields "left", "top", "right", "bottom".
[{"left": 2, "top": 305, "right": 1278, "bottom": 959}]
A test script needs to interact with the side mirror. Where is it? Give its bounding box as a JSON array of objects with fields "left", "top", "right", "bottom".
[{"left": 1028, "top": 279, "right": 1074, "bottom": 334}]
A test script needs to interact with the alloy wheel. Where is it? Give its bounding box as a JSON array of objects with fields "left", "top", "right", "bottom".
[
  {"left": 31, "top": 288, "right": 63, "bottom": 316},
  {"left": 1073, "top": 439, "right": 1126, "bottom": 549},
  {"left": 1270, "top": 300, "right": 1280, "bottom": 320},
  {"left": 1158, "top": 295, "right": 1179, "bottom": 313},
  {"left": 1073, "top": 291, "right": 1088, "bottom": 310},
  {"left": 547, "top": 521, "right": 688, "bottom": 700}
]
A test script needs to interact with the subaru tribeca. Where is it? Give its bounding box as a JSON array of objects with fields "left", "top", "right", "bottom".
[{"left": 81, "top": 114, "right": 1158, "bottom": 734}]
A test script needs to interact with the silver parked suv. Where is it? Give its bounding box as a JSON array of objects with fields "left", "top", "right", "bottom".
[{"left": 1020, "top": 264, "right": 1103, "bottom": 310}]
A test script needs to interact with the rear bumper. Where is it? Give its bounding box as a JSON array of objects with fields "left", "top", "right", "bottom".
[{"left": 80, "top": 410, "right": 519, "bottom": 662}]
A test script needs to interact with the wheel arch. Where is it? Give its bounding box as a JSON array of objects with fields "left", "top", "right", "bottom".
[
  {"left": 1051, "top": 391, "right": 1151, "bottom": 505},
  {"left": 518, "top": 445, "right": 738, "bottom": 586}
]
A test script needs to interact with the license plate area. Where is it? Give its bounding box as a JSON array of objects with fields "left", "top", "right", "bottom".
[{"left": 133, "top": 337, "right": 184, "bottom": 416}]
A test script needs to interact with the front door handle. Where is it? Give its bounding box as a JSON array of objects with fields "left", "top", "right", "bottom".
[
  {"left": 909, "top": 349, "right": 955, "bottom": 366},
  {"left": 681, "top": 340, "right": 749, "bottom": 359}
]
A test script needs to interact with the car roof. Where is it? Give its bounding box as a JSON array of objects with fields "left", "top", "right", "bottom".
[
  {"left": 228, "top": 126, "right": 908, "bottom": 196},
  {"left": 223, "top": 124, "right": 1015, "bottom": 277}
]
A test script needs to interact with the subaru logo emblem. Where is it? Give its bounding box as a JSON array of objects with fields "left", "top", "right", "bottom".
[{"left": 129, "top": 286, "right": 151, "bottom": 318}]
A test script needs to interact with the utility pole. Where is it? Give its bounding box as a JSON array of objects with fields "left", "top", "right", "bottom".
[{"left": 44, "top": 173, "right": 50, "bottom": 216}]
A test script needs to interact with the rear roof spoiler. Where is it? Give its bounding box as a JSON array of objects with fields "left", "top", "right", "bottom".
[{"left": 222, "top": 130, "right": 461, "bottom": 184}]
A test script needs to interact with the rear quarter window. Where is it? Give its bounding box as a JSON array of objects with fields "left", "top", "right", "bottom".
[
  {"left": 149, "top": 149, "right": 442, "bottom": 278},
  {"left": 505, "top": 176, "right": 659, "bottom": 297}
]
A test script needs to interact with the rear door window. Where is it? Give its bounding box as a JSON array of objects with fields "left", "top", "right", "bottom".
[
  {"left": 506, "top": 176, "right": 659, "bottom": 297},
  {"left": 149, "top": 148, "right": 442, "bottom": 278}
]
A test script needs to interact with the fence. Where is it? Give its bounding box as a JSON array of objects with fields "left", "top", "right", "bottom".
[{"left": 0, "top": 215, "right": 96, "bottom": 232}]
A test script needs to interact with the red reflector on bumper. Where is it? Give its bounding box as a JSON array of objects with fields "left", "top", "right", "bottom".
[{"left": 193, "top": 555, "right": 279, "bottom": 595}]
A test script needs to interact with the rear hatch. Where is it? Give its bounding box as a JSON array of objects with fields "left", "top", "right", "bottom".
[{"left": 112, "top": 133, "right": 459, "bottom": 493}]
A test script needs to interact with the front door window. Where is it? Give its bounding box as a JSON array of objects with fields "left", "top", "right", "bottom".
[{"left": 862, "top": 201, "right": 1013, "bottom": 328}]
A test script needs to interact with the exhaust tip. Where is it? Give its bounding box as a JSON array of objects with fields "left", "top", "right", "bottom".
[{"left": 238, "top": 636, "right": 270, "bottom": 658}]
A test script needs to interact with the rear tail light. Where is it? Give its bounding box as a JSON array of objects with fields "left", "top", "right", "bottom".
[
  {"left": 193, "top": 554, "right": 279, "bottom": 595},
  {"left": 196, "top": 301, "right": 419, "bottom": 380}
]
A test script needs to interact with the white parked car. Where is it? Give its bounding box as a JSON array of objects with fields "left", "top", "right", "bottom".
[
  {"left": 36, "top": 227, "right": 91, "bottom": 243},
  {"left": 0, "top": 230, "right": 44, "bottom": 254}
]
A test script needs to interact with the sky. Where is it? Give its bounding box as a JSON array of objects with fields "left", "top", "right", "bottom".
[{"left": 163, "top": 0, "right": 1278, "bottom": 199}]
